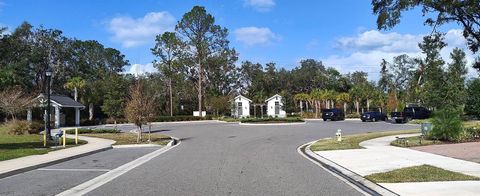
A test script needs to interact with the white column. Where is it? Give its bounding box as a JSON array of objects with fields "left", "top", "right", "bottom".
[
  {"left": 75, "top": 108, "right": 80, "bottom": 126},
  {"left": 55, "top": 106, "right": 60, "bottom": 128},
  {"left": 27, "top": 109, "right": 32, "bottom": 122}
]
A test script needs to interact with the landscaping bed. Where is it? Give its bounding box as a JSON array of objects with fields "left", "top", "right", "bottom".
[
  {"left": 82, "top": 133, "right": 171, "bottom": 145},
  {"left": 365, "top": 164, "right": 480, "bottom": 183},
  {"left": 240, "top": 117, "right": 304, "bottom": 124},
  {"left": 310, "top": 129, "right": 419, "bottom": 151}
]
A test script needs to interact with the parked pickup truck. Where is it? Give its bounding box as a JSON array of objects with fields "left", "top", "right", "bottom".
[
  {"left": 391, "top": 111, "right": 409, "bottom": 123},
  {"left": 391, "top": 106, "right": 431, "bottom": 123}
]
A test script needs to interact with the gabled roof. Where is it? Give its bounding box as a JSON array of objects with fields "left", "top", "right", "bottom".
[
  {"left": 265, "top": 94, "right": 282, "bottom": 102},
  {"left": 233, "top": 95, "right": 252, "bottom": 102},
  {"left": 36, "top": 94, "right": 85, "bottom": 108}
]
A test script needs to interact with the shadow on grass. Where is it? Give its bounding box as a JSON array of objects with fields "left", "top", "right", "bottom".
[{"left": 0, "top": 142, "right": 46, "bottom": 150}]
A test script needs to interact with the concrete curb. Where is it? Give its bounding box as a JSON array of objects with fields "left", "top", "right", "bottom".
[
  {"left": 298, "top": 141, "right": 398, "bottom": 196},
  {"left": 238, "top": 121, "right": 307, "bottom": 126},
  {"left": 113, "top": 144, "right": 163, "bottom": 148},
  {"left": 0, "top": 144, "right": 112, "bottom": 179}
]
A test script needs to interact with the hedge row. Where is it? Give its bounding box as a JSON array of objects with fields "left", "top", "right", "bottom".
[
  {"left": 154, "top": 115, "right": 212, "bottom": 122},
  {"left": 240, "top": 117, "right": 304, "bottom": 123},
  {"left": 66, "top": 129, "right": 120, "bottom": 134}
]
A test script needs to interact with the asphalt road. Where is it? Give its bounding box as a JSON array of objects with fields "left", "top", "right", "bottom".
[{"left": 0, "top": 120, "right": 418, "bottom": 196}]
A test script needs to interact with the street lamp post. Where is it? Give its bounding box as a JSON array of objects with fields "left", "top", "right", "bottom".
[{"left": 45, "top": 67, "right": 52, "bottom": 140}]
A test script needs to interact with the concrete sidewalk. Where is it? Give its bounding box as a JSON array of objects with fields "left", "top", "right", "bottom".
[
  {"left": 313, "top": 134, "right": 480, "bottom": 195},
  {"left": 0, "top": 135, "right": 115, "bottom": 178}
]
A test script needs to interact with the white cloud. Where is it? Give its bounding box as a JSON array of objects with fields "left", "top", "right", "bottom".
[
  {"left": 127, "top": 63, "right": 157, "bottom": 76},
  {"left": 323, "top": 29, "right": 478, "bottom": 80},
  {"left": 107, "top": 11, "right": 175, "bottom": 48},
  {"left": 244, "top": 0, "right": 275, "bottom": 12},
  {"left": 234, "top": 27, "right": 279, "bottom": 46}
]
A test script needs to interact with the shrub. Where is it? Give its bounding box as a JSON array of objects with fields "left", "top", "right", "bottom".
[
  {"left": 154, "top": 115, "right": 208, "bottom": 122},
  {"left": 81, "top": 119, "right": 102, "bottom": 126},
  {"left": 300, "top": 112, "right": 315, "bottom": 119},
  {"left": 29, "top": 121, "right": 44, "bottom": 134},
  {"left": 464, "top": 126, "right": 480, "bottom": 141},
  {"left": 2, "top": 120, "right": 42, "bottom": 135},
  {"left": 429, "top": 108, "right": 463, "bottom": 141},
  {"left": 240, "top": 117, "right": 304, "bottom": 123},
  {"left": 66, "top": 129, "right": 120, "bottom": 134},
  {"left": 105, "top": 118, "right": 128, "bottom": 124},
  {"left": 346, "top": 113, "right": 361, "bottom": 118}
]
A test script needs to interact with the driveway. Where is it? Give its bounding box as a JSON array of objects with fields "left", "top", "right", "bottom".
[{"left": 0, "top": 120, "right": 417, "bottom": 195}]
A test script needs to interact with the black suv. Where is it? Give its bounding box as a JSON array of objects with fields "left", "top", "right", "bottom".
[
  {"left": 361, "top": 111, "right": 388, "bottom": 122},
  {"left": 391, "top": 106, "right": 431, "bottom": 123},
  {"left": 322, "top": 109, "right": 345, "bottom": 121}
]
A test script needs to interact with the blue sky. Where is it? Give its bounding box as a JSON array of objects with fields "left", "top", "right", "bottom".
[{"left": 0, "top": 0, "right": 476, "bottom": 79}]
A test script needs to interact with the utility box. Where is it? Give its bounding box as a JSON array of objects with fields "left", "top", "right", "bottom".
[{"left": 421, "top": 122, "right": 432, "bottom": 135}]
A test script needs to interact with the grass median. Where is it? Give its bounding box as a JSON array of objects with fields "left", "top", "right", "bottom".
[
  {"left": 83, "top": 133, "right": 171, "bottom": 146},
  {"left": 310, "top": 129, "right": 419, "bottom": 151},
  {"left": 365, "top": 164, "right": 480, "bottom": 183}
]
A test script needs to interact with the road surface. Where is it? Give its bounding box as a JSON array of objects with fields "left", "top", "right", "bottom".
[{"left": 0, "top": 120, "right": 417, "bottom": 195}]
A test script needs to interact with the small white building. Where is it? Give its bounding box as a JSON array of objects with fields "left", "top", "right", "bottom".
[
  {"left": 232, "top": 95, "right": 251, "bottom": 118},
  {"left": 265, "top": 94, "right": 286, "bottom": 118}
]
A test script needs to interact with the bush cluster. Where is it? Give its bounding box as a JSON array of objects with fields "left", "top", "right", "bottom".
[
  {"left": 154, "top": 115, "right": 212, "bottom": 122},
  {"left": 0, "top": 120, "right": 44, "bottom": 135},
  {"left": 345, "top": 113, "right": 361, "bottom": 118},
  {"left": 105, "top": 118, "right": 129, "bottom": 124}
]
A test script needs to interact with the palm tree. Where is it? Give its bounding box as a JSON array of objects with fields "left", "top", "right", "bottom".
[
  {"left": 252, "top": 91, "right": 268, "bottom": 118},
  {"left": 349, "top": 86, "right": 362, "bottom": 115},
  {"left": 326, "top": 90, "right": 337, "bottom": 109},
  {"left": 336, "top": 92, "right": 351, "bottom": 114},
  {"left": 64, "top": 77, "right": 86, "bottom": 101},
  {"left": 310, "top": 89, "right": 323, "bottom": 118},
  {"left": 294, "top": 93, "right": 310, "bottom": 115}
]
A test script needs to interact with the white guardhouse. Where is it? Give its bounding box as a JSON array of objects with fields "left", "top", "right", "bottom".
[
  {"left": 265, "top": 94, "right": 286, "bottom": 118},
  {"left": 31, "top": 94, "right": 85, "bottom": 128},
  {"left": 232, "top": 95, "right": 251, "bottom": 118}
]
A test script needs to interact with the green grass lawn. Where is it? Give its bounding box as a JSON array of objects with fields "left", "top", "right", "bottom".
[
  {"left": 83, "top": 133, "right": 171, "bottom": 145},
  {"left": 310, "top": 129, "right": 419, "bottom": 151},
  {"left": 366, "top": 165, "right": 480, "bottom": 183},
  {"left": 0, "top": 134, "right": 87, "bottom": 161}
]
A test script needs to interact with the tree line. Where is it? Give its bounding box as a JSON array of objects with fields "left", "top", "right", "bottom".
[{"left": 1, "top": 5, "right": 480, "bottom": 124}]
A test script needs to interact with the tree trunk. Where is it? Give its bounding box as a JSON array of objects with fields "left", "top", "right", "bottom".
[
  {"left": 300, "top": 100, "right": 303, "bottom": 115},
  {"left": 148, "top": 124, "right": 152, "bottom": 142},
  {"left": 198, "top": 61, "right": 203, "bottom": 117},
  {"left": 356, "top": 100, "right": 360, "bottom": 114},
  {"left": 114, "top": 120, "right": 117, "bottom": 131},
  {"left": 306, "top": 101, "right": 309, "bottom": 112},
  {"left": 253, "top": 104, "right": 257, "bottom": 118},
  {"left": 74, "top": 87, "right": 78, "bottom": 102},
  {"left": 89, "top": 103, "right": 94, "bottom": 121},
  {"left": 344, "top": 102, "right": 347, "bottom": 114},
  {"left": 137, "top": 126, "right": 141, "bottom": 143},
  {"left": 367, "top": 99, "right": 370, "bottom": 111},
  {"left": 261, "top": 105, "right": 263, "bottom": 119},
  {"left": 169, "top": 78, "right": 173, "bottom": 117}
]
